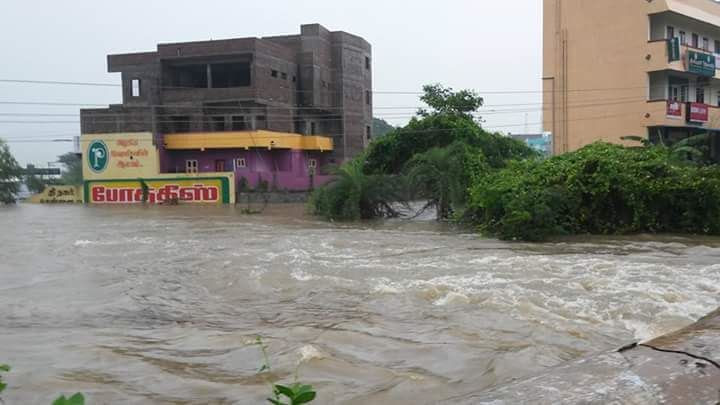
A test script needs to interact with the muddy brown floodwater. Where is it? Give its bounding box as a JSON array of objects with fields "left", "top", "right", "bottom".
[{"left": 1, "top": 204, "right": 720, "bottom": 404}]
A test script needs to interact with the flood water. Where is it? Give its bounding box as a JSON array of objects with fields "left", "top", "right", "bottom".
[{"left": 1, "top": 204, "right": 720, "bottom": 404}]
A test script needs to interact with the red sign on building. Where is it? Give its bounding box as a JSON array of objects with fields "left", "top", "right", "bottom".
[
  {"left": 666, "top": 100, "right": 682, "bottom": 119},
  {"left": 687, "top": 102, "right": 709, "bottom": 123}
]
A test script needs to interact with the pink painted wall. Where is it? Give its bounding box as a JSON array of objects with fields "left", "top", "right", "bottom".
[{"left": 159, "top": 147, "right": 336, "bottom": 191}]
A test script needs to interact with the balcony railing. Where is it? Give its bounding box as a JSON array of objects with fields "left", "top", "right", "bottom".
[
  {"left": 646, "top": 40, "right": 720, "bottom": 79},
  {"left": 645, "top": 99, "right": 720, "bottom": 128}
]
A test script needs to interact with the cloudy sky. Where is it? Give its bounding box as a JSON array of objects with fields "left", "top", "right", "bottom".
[{"left": 1, "top": 0, "right": 542, "bottom": 166}]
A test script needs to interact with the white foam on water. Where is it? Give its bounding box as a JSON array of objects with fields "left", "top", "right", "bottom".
[
  {"left": 73, "top": 240, "right": 96, "bottom": 246},
  {"left": 433, "top": 291, "right": 470, "bottom": 306},
  {"left": 298, "top": 345, "right": 324, "bottom": 363}
]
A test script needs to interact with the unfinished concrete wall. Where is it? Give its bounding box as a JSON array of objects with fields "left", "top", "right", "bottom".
[{"left": 81, "top": 24, "right": 371, "bottom": 161}]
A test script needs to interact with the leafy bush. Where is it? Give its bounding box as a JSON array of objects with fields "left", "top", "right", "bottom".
[
  {"left": 52, "top": 393, "right": 85, "bottom": 405},
  {"left": 0, "top": 363, "right": 9, "bottom": 396},
  {"left": 309, "top": 156, "right": 407, "bottom": 221},
  {"left": 405, "top": 141, "right": 489, "bottom": 219},
  {"left": 309, "top": 84, "right": 535, "bottom": 222},
  {"left": 364, "top": 114, "right": 533, "bottom": 175},
  {"left": 0, "top": 139, "right": 21, "bottom": 203},
  {"left": 469, "top": 142, "right": 720, "bottom": 241}
]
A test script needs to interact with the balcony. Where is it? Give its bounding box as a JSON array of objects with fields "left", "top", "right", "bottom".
[
  {"left": 645, "top": 99, "right": 720, "bottom": 128},
  {"left": 161, "top": 87, "right": 257, "bottom": 103},
  {"left": 646, "top": 40, "right": 720, "bottom": 79},
  {"left": 163, "top": 130, "right": 333, "bottom": 151}
]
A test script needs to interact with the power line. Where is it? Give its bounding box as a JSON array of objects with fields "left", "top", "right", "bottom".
[
  {"left": 0, "top": 95, "right": 653, "bottom": 120},
  {"left": 0, "top": 77, "right": 672, "bottom": 94}
]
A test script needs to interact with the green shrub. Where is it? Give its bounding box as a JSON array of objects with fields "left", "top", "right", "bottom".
[{"left": 469, "top": 142, "right": 720, "bottom": 240}]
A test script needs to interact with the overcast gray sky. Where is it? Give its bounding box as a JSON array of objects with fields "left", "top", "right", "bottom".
[{"left": 1, "top": 0, "right": 542, "bottom": 166}]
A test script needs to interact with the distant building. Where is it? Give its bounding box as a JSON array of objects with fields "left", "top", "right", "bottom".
[
  {"left": 79, "top": 24, "right": 372, "bottom": 202},
  {"left": 509, "top": 133, "right": 553, "bottom": 156},
  {"left": 544, "top": 0, "right": 720, "bottom": 159}
]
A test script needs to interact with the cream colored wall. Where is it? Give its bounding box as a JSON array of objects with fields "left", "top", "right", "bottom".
[
  {"left": 544, "top": 0, "right": 651, "bottom": 154},
  {"left": 80, "top": 132, "right": 160, "bottom": 180}
]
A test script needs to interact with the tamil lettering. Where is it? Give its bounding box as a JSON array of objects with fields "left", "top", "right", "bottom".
[{"left": 91, "top": 184, "right": 220, "bottom": 203}]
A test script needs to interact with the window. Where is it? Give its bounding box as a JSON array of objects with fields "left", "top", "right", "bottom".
[
  {"left": 308, "top": 159, "right": 317, "bottom": 169},
  {"left": 166, "top": 64, "right": 208, "bottom": 88},
  {"left": 210, "top": 62, "right": 251, "bottom": 88},
  {"left": 692, "top": 33, "right": 699, "bottom": 48},
  {"left": 271, "top": 70, "right": 278, "bottom": 78},
  {"left": 666, "top": 26, "right": 675, "bottom": 39},
  {"left": 715, "top": 40, "right": 720, "bottom": 54},
  {"left": 234, "top": 158, "right": 247, "bottom": 169},
  {"left": 310, "top": 121, "right": 316, "bottom": 135},
  {"left": 231, "top": 116, "right": 246, "bottom": 131},
  {"left": 365, "top": 90, "right": 371, "bottom": 105},
  {"left": 717, "top": 91, "right": 720, "bottom": 107},
  {"left": 210, "top": 116, "right": 225, "bottom": 131},
  {"left": 281, "top": 72, "right": 288, "bottom": 80},
  {"left": 292, "top": 75, "right": 297, "bottom": 83},
  {"left": 697, "top": 86, "right": 705, "bottom": 104},
  {"left": 169, "top": 116, "right": 191, "bottom": 133},
  {"left": 703, "top": 37, "right": 710, "bottom": 51},
  {"left": 185, "top": 160, "right": 198, "bottom": 174},
  {"left": 255, "top": 115, "right": 267, "bottom": 130},
  {"left": 131, "top": 79, "right": 141, "bottom": 97},
  {"left": 215, "top": 159, "right": 225, "bottom": 172},
  {"left": 680, "top": 31, "right": 686, "bottom": 45},
  {"left": 365, "top": 56, "right": 371, "bottom": 70},
  {"left": 366, "top": 125, "right": 371, "bottom": 140},
  {"left": 681, "top": 85, "right": 688, "bottom": 102}
]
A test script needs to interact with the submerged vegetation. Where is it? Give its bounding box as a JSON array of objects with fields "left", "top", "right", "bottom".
[
  {"left": 256, "top": 337, "right": 317, "bottom": 405},
  {"left": 310, "top": 84, "right": 535, "bottom": 222},
  {"left": 1, "top": 362, "right": 85, "bottom": 404},
  {"left": 310, "top": 84, "right": 720, "bottom": 241},
  {"left": 468, "top": 143, "right": 720, "bottom": 241}
]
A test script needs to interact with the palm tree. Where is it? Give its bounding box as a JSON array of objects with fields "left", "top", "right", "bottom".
[
  {"left": 404, "top": 142, "right": 473, "bottom": 220},
  {"left": 621, "top": 133, "right": 710, "bottom": 165},
  {"left": 310, "top": 156, "right": 408, "bottom": 220}
]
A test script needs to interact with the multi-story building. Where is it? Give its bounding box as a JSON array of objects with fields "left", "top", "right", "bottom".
[
  {"left": 80, "top": 23, "right": 372, "bottom": 196},
  {"left": 544, "top": 0, "right": 720, "bottom": 159}
]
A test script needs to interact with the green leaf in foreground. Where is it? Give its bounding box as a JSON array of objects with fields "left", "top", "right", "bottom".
[{"left": 52, "top": 392, "right": 85, "bottom": 405}]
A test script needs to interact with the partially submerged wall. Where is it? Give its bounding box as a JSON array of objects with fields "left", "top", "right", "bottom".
[{"left": 448, "top": 308, "right": 720, "bottom": 403}]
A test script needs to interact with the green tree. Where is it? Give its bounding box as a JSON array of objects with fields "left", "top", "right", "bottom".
[
  {"left": 469, "top": 142, "right": 720, "bottom": 241},
  {"left": 418, "top": 83, "right": 484, "bottom": 119},
  {"left": 309, "top": 156, "right": 407, "bottom": 220},
  {"left": 58, "top": 152, "right": 83, "bottom": 185},
  {"left": 0, "top": 139, "right": 21, "bottom": 204},
  {"left": 25, "top": 174, "right": 46, "bottom": 194},
  {"left": 405, "top": 141, "right": 487, "bottom": 220},
  {"left": 372, "top": 117, "right": 395, "bottom": 138}
]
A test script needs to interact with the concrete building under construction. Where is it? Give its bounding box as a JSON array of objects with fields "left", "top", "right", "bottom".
[{"left": 79, "top": 24, "right": 372, "bottom": 201}]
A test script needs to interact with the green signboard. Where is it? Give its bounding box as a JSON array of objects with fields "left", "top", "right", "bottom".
[
  {"left": 668, "top": 37, "right": 680, "bottom": 62},
  {"left": 87, "top": 140, "right": 109, "bottom": 173},
  {"left": 687, "top": 50, "right": 716, "bottom": 77}
]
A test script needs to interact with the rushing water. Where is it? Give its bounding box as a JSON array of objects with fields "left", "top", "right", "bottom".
[{"left": 1, "top": 204, "right": 720, "bottom": 404}]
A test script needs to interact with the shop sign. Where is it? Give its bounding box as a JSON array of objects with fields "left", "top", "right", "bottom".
[
  {"left": 87, "top": 140, "right": 109, "bottom": 173},
  {"left": 666, "top": 100, "right": 682, "bottom": 119},
  {"left": 686, "top": 102, "right": 709, "bottom": 123},
  {"left": 30, "top": 185, "right": 82, "bottom": 203},
  {"left": 81, "top": 133, "right": 159, "bottom": 180},
  {"left": 84, "top": 177, "right": 231, "bottom": 204},
  {"left": 687, "top": 50, "right": 716, "bottom": 77}
]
